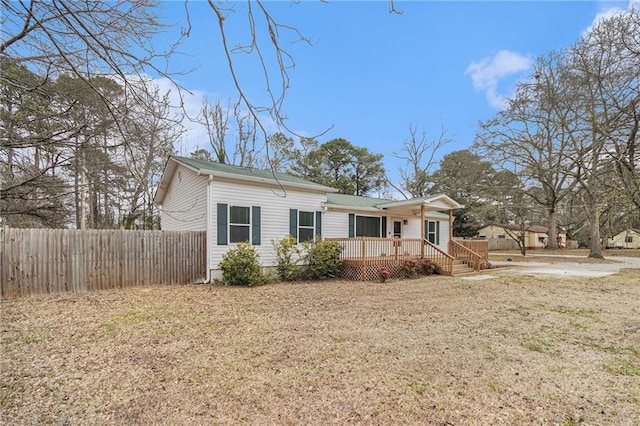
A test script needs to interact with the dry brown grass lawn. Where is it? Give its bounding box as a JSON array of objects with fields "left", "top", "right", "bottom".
[{"left": 2, "top": 271, "right": 639, "bottom": 425}]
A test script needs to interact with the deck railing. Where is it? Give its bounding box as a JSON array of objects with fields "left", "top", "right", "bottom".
[
  {"left": 453, "top": 240, "right": 489, "bottom": 260},
  {"left": 329, "top": 237, "right": 454, "bottom": 276},
  {"left": 449, "top": 240, "right": 485, "bottom": 271},
  {"left": 423, "top": 239, "right": 454, "bottom": 276}
]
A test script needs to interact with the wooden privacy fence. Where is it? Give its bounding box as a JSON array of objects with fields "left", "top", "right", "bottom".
[{"left": 0, "top": 227, "right": 206, "bottom": 299}]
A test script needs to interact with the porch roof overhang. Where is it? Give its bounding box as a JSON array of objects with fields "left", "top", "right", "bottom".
[
  {"left": 380, "top": 194, "right": 463, "bottom": 211},
  {"left": 325, "top": 193, "right": 463, "bottom": 216}
]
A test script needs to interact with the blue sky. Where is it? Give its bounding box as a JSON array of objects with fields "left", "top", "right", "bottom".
[{"left": 156, "top": 0, "right": 637, "bottom": 186}]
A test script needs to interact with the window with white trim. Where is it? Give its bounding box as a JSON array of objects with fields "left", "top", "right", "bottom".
[
  {"left": 426, "top": 220, "right": 437, "bottom": 244},
  {"left": 229, "top": 206, "right": 250, "bottom": 243},
  {"left": 298, "top": 211, "right": 315, "bottom": 243}
]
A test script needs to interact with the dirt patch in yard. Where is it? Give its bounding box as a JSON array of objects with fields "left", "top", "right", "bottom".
[{"left": 2, "top": 271, "right": 639, "bottom": 425}]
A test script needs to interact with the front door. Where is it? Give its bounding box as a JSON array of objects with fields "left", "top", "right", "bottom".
[{"left": 393, "top": 220, "right": 402, "bottom": 239}]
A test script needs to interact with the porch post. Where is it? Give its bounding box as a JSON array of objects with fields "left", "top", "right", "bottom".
[
  {"left": 420, "top": 204, "right": 425, "bottom": 258},
  {"left": 448, "top": 208, "right": 453, "bottom": 243}
]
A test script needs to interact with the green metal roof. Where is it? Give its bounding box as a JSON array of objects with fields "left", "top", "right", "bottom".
[
  {"left": 172, "top": 155, "right": 337, "bottom": 191},
  {"left": 326, "top": 193, "right": 395, "bottom": 209},
  {"left": 326, "top": 193, "right": 462, "bottom": 212}
]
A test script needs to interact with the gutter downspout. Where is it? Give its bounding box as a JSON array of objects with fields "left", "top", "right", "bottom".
[
  {"left": 449, "top": 209, "right": 453, "bottom": 250},
  {"left": 320, "top": 202, "right": 327, "bottom": 240},
  {"left": 205, "top": 175, "right": 214, "bottom": 284}
]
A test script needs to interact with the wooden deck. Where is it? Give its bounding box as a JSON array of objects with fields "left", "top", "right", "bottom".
[{"left": 329, "top": 238, "right": 489, "bottom": 281}]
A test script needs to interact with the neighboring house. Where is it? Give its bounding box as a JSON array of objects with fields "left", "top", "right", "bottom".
[
  {"left": 607, "top": 229, "right": 640, "bottom": 249},
  {"left": 154, "top": 156, "right": 479, "bottom": 280},
  {"left": 477, "top": 224, "right": 567, "bottom": 250}
]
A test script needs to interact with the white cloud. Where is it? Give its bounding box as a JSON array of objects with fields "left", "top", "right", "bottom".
[
  {"left": 583, "top": 7, "right": 625, "bottom": 37},
  {"left": 149, "top": 77, "right": 211, "bottom": 156},
  {"left": 582, "top": 0, "right": 638, "bottom": 37},
  {"left": 465, "top": 50, "right": 533, "bottom": 109}
]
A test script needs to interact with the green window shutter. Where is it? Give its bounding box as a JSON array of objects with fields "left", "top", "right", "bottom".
[
  {"left": 348, "top": 214, "right": 355, "bottom": 238},
  {"left": 315, "top": 211, "right": 322, "bottom": 238},
  {"left": 252, "top": 206, "right": 261, "bottom": 245},
  {"left": 289, "top": 209, "right": 298, "bottom": 240},
  {"left": 424, "top": 220, "right": 428, "bottom": 240},
  {"left": 381, "top": 216, "right": 387, "bottom": 237},
  {"left": 217, "top": 203, "right": 228, "bottom": 245},
  {"left": 436, "top": 221, "right": 440, "bottom": 245}
]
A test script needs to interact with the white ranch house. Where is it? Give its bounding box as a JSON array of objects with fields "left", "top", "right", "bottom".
[
  {"left": 154, "top": 156, "right": 488, "bottom": 280},
  {"left": 607, "top": 229, "right": 640, "bottom": 249}
]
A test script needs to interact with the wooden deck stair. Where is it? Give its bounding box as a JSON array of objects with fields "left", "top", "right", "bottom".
[
  {"left": 449, "top": 240, "right": 489, "bottom": 277},
  {"left": 451, "top": 259, "right": 479, "bottom": 277}
]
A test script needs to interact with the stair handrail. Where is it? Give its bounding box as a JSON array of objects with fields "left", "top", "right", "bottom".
[
  {"left": 423, "top": 239, "right": 455, "bottom": 259},
  {"left": 449, "top": 240, "right": 484, "bottom": 271},
  {"left": 422, "top": 238, "right": 454, "bottom": 276}
]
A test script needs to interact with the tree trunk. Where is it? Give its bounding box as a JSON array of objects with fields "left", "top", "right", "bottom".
[
  {"left": 518, "top": 239, "right": 526, "bottom": 256},
  {"left": 74, "top": 143, "right": 82, "bottom": 229},
  {"left": 546, "top": 208, "right": 559, "bottom": 250},
  {"left": 588, "top": 208, "right": 604, "bottom": 259},
  {"left": 79, "top": 167, "right": 86, "bottom": 230}
]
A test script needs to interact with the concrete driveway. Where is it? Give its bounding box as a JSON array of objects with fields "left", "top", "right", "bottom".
[{"left": 462, "top": 253, "right": 640, "bottom": 280}]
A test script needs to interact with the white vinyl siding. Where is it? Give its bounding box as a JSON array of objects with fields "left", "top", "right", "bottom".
[
  {"left": 160, "top": 165, "right": 208, "bottom": 231},
  {"left": 387, "top": 213, "right": 450, "bottom": 251},
  {"left": 210, "top": 180, "right": 325, "bottom": 269},
  {"left": 322, "top": 211, "right": 350, "bottom": 239}
]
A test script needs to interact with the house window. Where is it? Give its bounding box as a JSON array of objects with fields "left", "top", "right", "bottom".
[
  {"left": 229, "top": 206, "right": 250, "bottom": 243},
  {"left": 298, "top": 211, "right": 315, "bottom": 243},
  {"left": 625, "top": 236, "right": 633, "bottom": 243},
  {"left": 497, "top": 234, "right": 506, "bottom": 239},
  {"left": 356, "top": 215, "right": 381, "bottom": 237},
  {"left": 426, "top": 220, "right": 438, "bottom": 244}
]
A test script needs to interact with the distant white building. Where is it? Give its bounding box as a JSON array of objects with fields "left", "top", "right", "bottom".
[{"left": 607, "top": 229, "right": 640, "bottom": 249}]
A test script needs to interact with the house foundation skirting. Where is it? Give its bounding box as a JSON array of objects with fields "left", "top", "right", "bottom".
[{"left": 338, "top": 258, "right": 417, "bottom": 281}]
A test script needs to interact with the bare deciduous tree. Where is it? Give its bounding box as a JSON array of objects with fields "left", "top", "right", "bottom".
[
  {"left": 391, "top": 124, "right": 452, "bottom": 199},
  {"left": 564, "top": 8, "right": 640, "bottom": 258},
  {"left": 121, "top": 83, "right": 183, "bottom": 229},
  {"left": 475, "top": 52, "right": 579, "bottom": 250},
  {"left": 199, "top": 99, "right": 230, "bottom": 164}
]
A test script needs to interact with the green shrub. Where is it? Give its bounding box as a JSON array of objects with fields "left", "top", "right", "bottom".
[
  {"left": 272, "top": 235, "right": 302, "bottom": 281},
  {"left": 219, "top": 242, "right": 267, "bottom": 286},
  {"left": 301, "top": 239, "right": 343, "bottom": 280}
]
